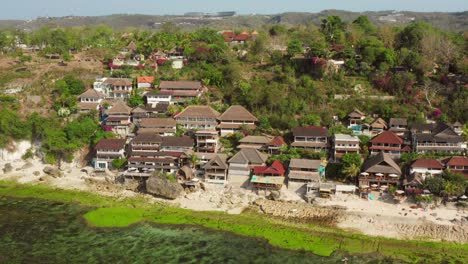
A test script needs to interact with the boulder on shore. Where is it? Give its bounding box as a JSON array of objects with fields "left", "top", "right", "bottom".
[
  {"left": 43, "top": 166, "right": 63, "bottom": 178},
  {"left": 146, "top": 175, "right": 184, "bottom": 200},
  {"left": 3, "top": 163, "right": 13, "bottom": 174}
]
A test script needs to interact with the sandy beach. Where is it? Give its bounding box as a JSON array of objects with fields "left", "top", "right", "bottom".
[{"left": 1, "top": 158, "right": 467, "bottom": 242}]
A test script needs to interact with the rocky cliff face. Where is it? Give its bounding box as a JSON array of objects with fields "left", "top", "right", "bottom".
[{"left": 0, "top": 140, "right": 31, "bottom": 162}]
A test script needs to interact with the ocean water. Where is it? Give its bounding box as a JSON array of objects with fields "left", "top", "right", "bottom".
[{"left": 0, "top": 196, "right": 400, "bottom": 264}]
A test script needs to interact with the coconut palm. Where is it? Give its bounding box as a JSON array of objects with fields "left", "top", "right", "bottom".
[{"left": 342, "top": 163, "right": 361, "bottom": 183}]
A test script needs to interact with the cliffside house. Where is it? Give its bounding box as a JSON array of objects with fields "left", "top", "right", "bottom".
[
  {"left": 369, "top": 131, "right": 408, "bottom": 157},
  {"left": 160, "top": 136, "right": 194, "bottom": 152},
  {"left": 332, "top": 134, "right": 360, "bottom": 161},
  {"left": 267, "top": 136, "right": 287, "bottom": 155},
  {"left": 131, "top": 103, "right": 169, "bottom": 123},
  {"left": 389, "top": 118, "right": 408, "bottom": 137},
  {"left": 227, "top": 148, "right": 269, "bottom": 186},
  {"left": 287, "top": 159, "right": 323, "bottom": 184},
  {"left": 237, "top": 136, "right": 272, "bottom": 150},
  {"left": 202, "top": 155, "right": 229, "bottom": 184},
  {"left": 137, "top": 118, "right": 177, "bottom": 136},
  {"left": 218, "top": 105, "right": 257, "bottom": 136},
  {"left": 137, "top": 76, "right": 155, "bottom": 89},
  {"left": 359, "top": 152, "right": 402, "bottom": 189},
  {"left": 411, "top": 123, "right": 464, "bottom": 153},
  {"left": 195, "top": 130, "right": 219, "bottom": 153},
  {"left": 347, "top": 108, "right": 366, "bottom": 133},
  {"left": 409, "top": 158, "right": 444, "bottom": 179},
  {"left": 104, "top": 102, "right": 132, "bottom": 137},
  {"left": 291, "top": 126, "right": 328, "bottom": 152},
  {"left": 444, "top": 156, "right": 468, "bottom": 177},
  {"left": 174, "top": 106, "right": 220, "bottom": 131},
  {"left": 158, "top": 81, "right": 203, "bottom": 103},
  {"left": 369, "top": 118, "right": 388, "bottom": 136},
  {"left": 145, "top": 90, "right": 172, "bottom": 107},
  {"left": 127, "top": 151, "right": 186, "bottom": 175},
  {"left": 103, "top": 78, "right": 133, "bottom": 100},
  {"left": 251, "top": 160, "right": 286, "bottom": 190},
  {"left": 130, "top": 134, "right": 162, "bottom": 153},
  {"left": 77, "top": 89, "right": 105, "bottom": 113},
  {"left": 94, "top": 139, "right": 126, "bottom": 171}
]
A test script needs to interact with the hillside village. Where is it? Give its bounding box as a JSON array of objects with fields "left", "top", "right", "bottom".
[{"left": 0, "top": 16, "right": 467, "bottom": 210}]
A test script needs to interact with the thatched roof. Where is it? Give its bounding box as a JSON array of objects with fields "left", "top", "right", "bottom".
[
  {"left": 362, "top": 152, "right": 401, "bottom": 175},
  {"left": 218, "top": 105, "right": 257, "bottom": 122}
]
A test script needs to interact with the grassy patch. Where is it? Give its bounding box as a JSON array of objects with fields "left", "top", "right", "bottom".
[{"left": 0, "top": 180, "right": 466, "bottom": 263}]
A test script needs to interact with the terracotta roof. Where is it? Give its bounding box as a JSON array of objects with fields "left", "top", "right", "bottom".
[
  {"left": 268, "top": 136, "right": 286, "bottom": 146},
  {"left": 218, "top": 105, "right": 257, "bottom": 122},
  {"left": 137, "top": 76, "right": 155, "bottom": 83},
  {"left": 228, "top": 148, "right": 269, "bottom": 164},
  {"left": 104, "top": 78, "right": 133, "bottom": 86},
  {"left": 289, "top": 159, "right": 321, "bottom": 169},
  {"left": 389, "top": 118, "right": 407, "bottom": 126},
  {"left": 411, "top": 159, "right": 444, "bottom": 169},
  {"left": 139, "top": 118, "right": 176, "bottom": 128},
  {"left": 292, "top": 126, "right": 328, "bottom": 137},
  {"left": 95, "top": 139, "right": 126, "bottom": 151},
  {"left": 362, "top": 152, "right": 401, "bottom": 175},
  {"left": 234, "top": 34, "right": 249, "bottom": 41},
  {"left": 452, "top": 121, "right": 462, "bottom": 127},
  {"left": 174, "top": 106, "right": 220, "bottom": 119},
  {"left": 445, "top": 156, "right": 468, "bottom": 167},
  {"left": 78, "top": 89, "right": 105, "bottom": 99},
  {"left": 348, "top": 108, "right": 365, "bottom": 118},
  {"left": 159, "top": 81, "right": 201, "bottom": 90},
  {"left": 371, "top": 131, "right": 403, "bottom": 144},
  {"left": 253, "top": 160, "right": 285, "bottom": 176},
  {"left": 161, "top": 136, "right": 194, "bottom": 147},
  {"left": 107, "top": 102, "right": 131, "bottom": 115}
]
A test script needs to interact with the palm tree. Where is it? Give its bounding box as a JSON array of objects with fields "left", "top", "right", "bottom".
[
  {"left": 342, "top": 163, "right": 361, "bottom": 183},
  {"left": 189, "top": 154, "right": 199, "bottom": 169}
]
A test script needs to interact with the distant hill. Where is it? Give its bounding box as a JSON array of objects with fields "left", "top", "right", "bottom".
[{"left": 1, "top": 10, "right": 467, "bottom": 32}]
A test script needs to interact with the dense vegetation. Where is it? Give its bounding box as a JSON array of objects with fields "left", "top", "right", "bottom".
[{"left": 0, "top": 16, "right": 467, "bottom": 163}]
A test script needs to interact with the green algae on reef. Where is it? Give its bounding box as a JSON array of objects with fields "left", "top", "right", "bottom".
[{"left": 0, "top": 180, "right": 466, "bottom": 263}]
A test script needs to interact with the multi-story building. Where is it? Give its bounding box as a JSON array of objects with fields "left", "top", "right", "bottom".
[
  {"left": 218, "top": 105, "right": 257, "bottom": 136},
  {"left": 411, "top": 123, "right": 464, "bottom": 153},
  {"left": 195, "top": 130, "right": 219, "bottom": 153},
  {"left": 369, "top": 131, "right": 409, "bottom": 157},
  {"left": 104, "top": 102, "right": 132, "bottom": 137},
  {"left": 287, "top": 159, "right": 323, "bottom": 184},
  {"left": 332, "top": 134, "right": 360, "bottom": 161},
  {"left": 77, "top": 89, "right": 105, "bottom": 113},
  {"left": 174, "top": 106, "right": 220, "bottom": 131},
  {"left": 158, "top": 81, "right": 203, "bottom": 103},
  {"left": 291, "top": 126, "right": 328, "bottom": 152},
  {"left": 94, "top": 139, "right": 126, "bottom": 171},
  {"left": 251, "top": 160, "right": 285, "bottom": 190},
  {"left": 359, "top": 152, "right": 402, "bottom": 189},
  {"left": 138, "top": 118, "right": 177, "bottom": 136}
]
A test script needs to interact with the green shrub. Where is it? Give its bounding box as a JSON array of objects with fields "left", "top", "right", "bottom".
[{"left": 21, "top": 149, "right": 34, "bottom": 160}]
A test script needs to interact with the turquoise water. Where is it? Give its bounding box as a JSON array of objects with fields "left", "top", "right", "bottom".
[{"left": 0, "top": 196, "right": 401, "bottom": 263}]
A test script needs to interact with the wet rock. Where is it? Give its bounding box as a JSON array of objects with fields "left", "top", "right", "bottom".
[
  {"left": 22, "top": 162, "right": 34, "bottom": 170},
  {"left": 3, "top": 163, "right": 13, "bottom": 173},
  {"left": 43, "top": 166, "right": 63, "bottom": 178},
  {"left": 146, "top": 175, "right": 184, "bottom": 200},
  {"left": 33, "top": 171, "right": 40, "bottom": 176}
]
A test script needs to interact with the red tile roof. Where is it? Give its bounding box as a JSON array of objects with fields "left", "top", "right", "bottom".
[
  {"left": 446, "top": 156, "right": 468, "bottom": 166},
  {"left": 253, "top": 160, "right": 285, "bottom": 176},
  {"left": 371, "top": 131, "right": 403, "bottom": 144},
  {"left": 137, "top": 76, "right": 155, "bottom": 83},
  {"left": 411, "top": 159, "right": 444, "bottom": 169},
  {"left": 268, "top": 136, "right": 286, "bottom": 146}
]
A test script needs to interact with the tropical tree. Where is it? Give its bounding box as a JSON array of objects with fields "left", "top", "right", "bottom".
[{"left": 342, "top": 163, "right": 361, "bottom": 182}]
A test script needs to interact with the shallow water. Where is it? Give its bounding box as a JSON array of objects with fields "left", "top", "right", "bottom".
[{"left": 0, "top": 196, "right": 401, "bottom": 263}]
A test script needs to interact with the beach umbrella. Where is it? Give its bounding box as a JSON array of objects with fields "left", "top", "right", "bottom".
[
  {"left": 459, "top": 195, "right": 467, "bottom": 200},
  {"left": 360, "top": 172, "right": 369, "bottom": 176},
  {"left": 371, "top": 184, "right": 378, "bottom": 188},
  {"left": 396, "top": 190, "right": 405, "bottom": 194},
  {"left": 375, "top": 173, "right": 383, "bottom": 176},
  {"left": 389, "top": 174, "right": 398, "bottom": 177},
  {"left": 360, "top": 185, "right": 369, "bottom": 189}
]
